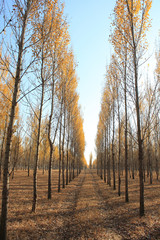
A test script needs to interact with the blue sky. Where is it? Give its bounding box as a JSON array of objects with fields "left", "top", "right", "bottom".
[{"left": 64, "top": 0, "right": 160, "bottom": 164}]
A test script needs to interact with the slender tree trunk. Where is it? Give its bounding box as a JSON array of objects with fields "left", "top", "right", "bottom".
[
  {"left": 62, "top": 107, "right": 66, "bottom": 188},
  {"left": 66, "top": 120, "right": 70, "bottom": 185},
  {"left": 73, "top": 149, "right": 75, "bottom": 179},
  {"left": 127, "top": 0, "right": 144, "bottom": 216},
  {"left": 112, "top": 101, "right": 116, "bottom": 190},
  {"left": 147, "top": 133, "right": 152, "bottom": 184},
  {"left": 32, "top": 32, "right": 46, "bottom": 211},
  {"left": 48, "top": 145, "right": 53, "bottom": 199},
  {"left": 143, "top": 166, "right": 146, "bottom": 182},
  {"left": 0, "top": 141, "right": 4, "bottom": 181},
  {"left": 28, "top": 144, "right": 31, "bottom": 177},
  {"left": 100, "top": 151, "right": 103, "bottom": 180},
  {"left": 42, "top": 142, "right": 46, "bottom": 175},
  {"left": 104, "top": 127, "right": 106, "bottom": 183},
  {"left": 77, "top": 158, "right": 78, "bottom": 176},
  {"left": 117, "top": 93, "right": 121, "bottom": 196},
  {"left": 130, "top": 132, "right": 134, "bottom": 180},
  {"left": 97, "top": 154, "right": 99, "bottom": 176},
  {"left": 124, "top": 53, "right": 129, "bottom": 202},
  {"left": 134, "top": 47, "right": 144, "bottom": 216},
  {"left": 155, "top": 154, "right": 159, "bottom": 181},
  {"left": 32, "top": 77, "right": 44, "bottom": 212},
  {"left": 147, "top": 156, "right": 149, "bottom": 178},
  {"left": 0, "top": 117, "right": 7, "bottom": 181},
  {"left": 48, "top": 79, "right": 55, "bottom": 199},
  {"left": 155, "top": 118, "right": 159, "bottom": 180},
  {"left": 79, "top": 161, "right": 81, "bottom": 174},
  {"left": 107, "top": 121, "right": 111, "bottom": 186},
  {"left": 58, "top": 127, "right": 62, "bottom": 192},
  {"left": 100, "top": 132, "right": 103, "bottom": 180},
  {"left": 58, "top": 103, "right": 62, "bottom": 193},
  {"left": 11, "top": 136, "right": 20, "bottom": 180},
  {"left": 69, "top": 157, "right": 72, "bottom": 182},
  {"left": 0, "top": 2, "right": 31, "bottom": 237}
]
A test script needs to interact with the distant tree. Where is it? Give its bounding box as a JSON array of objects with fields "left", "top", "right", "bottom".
[{"left": 89, "top": 152, "right": 93, "bottom": 169}]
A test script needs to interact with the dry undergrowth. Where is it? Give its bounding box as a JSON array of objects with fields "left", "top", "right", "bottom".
[{"left": 0, "top": 169, "right": 160, "bottom": 239}]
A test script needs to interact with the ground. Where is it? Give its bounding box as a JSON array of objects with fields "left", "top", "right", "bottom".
[{"left": 0, "top": 169, "right": 160, "bottom": 239}]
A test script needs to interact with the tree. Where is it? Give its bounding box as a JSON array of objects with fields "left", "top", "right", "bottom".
[
  {"left": 0, "top": 0, "right": 38, "bottom": 238},
  {"left": 47, "top": 0, "right": 70, "bottom": 198},
  {"left": 89, "top": 152, "right": 93, "bottom": 169},
  {"left": 112, "top": 0, "right": 152, "bottom": 216},
  {"left": 30, "top": 0, "right": 63, "bottom": 211}
]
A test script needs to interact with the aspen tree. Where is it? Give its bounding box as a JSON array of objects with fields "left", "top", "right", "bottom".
[
  {"left": 0, "top": 0, "right": 38, "bottom": 238},
  {"left": 112, "top": 0, "right": 152, "bottom": 216},
  {"left": 63, "top": 52, "right": 78, "bottom": 184},
  {"left": 58, "top": 95, "right": 63, "bottom": 192},
  {"left": 112, "top": 56, "right": 122, "bottom": 196},
  {"left": 96, "top": 87, "right": 112, "bottom": 185},
  {"left": 111, "top": 4, "right": 130, "bottom": 202},
  {"left": 47, "top": 1, "right": 70, "bottom": 198},
  {"left": 30, "top": 0, "right": 62, "bottom": 210},
  {"left": 70, "top": 103, "right": 85, "bottom": 177},
  {"left": 106, "top": 62, "right": 118, "bottom": 190}
]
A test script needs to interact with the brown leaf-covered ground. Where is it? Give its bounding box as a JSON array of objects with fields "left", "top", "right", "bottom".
[{"left": 0, "top": 169, "right": 160, "bottom": 239}]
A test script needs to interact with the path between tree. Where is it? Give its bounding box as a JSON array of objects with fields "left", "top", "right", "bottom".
[
  {"left": 45, "top": 170, "right": 122, "bottom": 240},
  {"left": 7, "top": 169, "right": 160, "bottom": 239}
]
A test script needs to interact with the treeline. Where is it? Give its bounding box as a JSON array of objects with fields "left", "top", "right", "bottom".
[
  {"left": 0, "top": 0, "right": 86, "bottom": 239},
  {"left": 96, "top": 0, "right": 159, "bottom": 217}
]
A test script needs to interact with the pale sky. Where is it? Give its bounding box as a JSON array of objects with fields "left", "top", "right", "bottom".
[{"left": 64, "top": 0, "right": 160, "bottom": 164}]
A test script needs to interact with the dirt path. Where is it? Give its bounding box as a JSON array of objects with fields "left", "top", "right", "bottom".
[
  {"left": 7, "top": 169, "right": 160, "bottom": 239},
  {"left": 52, "top": 169, "right": 122, "bottom": 240}
]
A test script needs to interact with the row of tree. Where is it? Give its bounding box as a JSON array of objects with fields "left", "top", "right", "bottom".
[
  {"left": 96, "top": 0, "right": 159, "bottom": 217},
  {"left": 0, "top": 0, "right": 86, "bottom": 239}
]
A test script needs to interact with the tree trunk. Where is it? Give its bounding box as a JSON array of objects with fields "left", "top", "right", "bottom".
[
  {"left": 124, "top": 53, "right": 129, "bottom": 202},
  {"left": 48, "top": 79, "right": 55, "bottom": 199},
  {"left": 73, "top": 149, "right": 75, "bottom": 179},
  {"left": 62, "top": 105, "right": 66, "bottom": 188},
  {"left": 77, "top": 157, "right": 79, "bottom": 177},
  {"left": 58, "top": 125, "right": 62, "bottom": 192},
  {"left": 32, "top": 34, "right": 46, "bottom": 211},
  {"left": 100, "top": 133, "right": 103, "bottom": 180},
  {"left": 97, "top": 154, "right": 99, "bottom": 176},
  {"left": 58, "top": 99, "right": 63, "bottom": 192},
  {"left": 134, "top": 47, "right": 144, "bottom": 216},
  {"left": 112, "top": 101, "right": 116, "bottom": 190},
  {"left": 130, "top": 132, "right": 134, "bottom": 180},
  {"left": 32, "top": 77, "right": 44, "bottom": 212},
  {"left": 69, "top": 157, "right": 72, "bottom": 182},
  {"left": 66, "top": 122, "right": 70, "bottom": 185},
  {"left": 155, "top": 155, "right": 159, "bottom": 181},
  {"left": 11, "top": 136, "right": 20, "bottom": 180},
  {"left": 147, "top": 133, "right": 152, "bottom": 184},
  {"left": 155, "top": 118, "right": 159, "bottom": 180},
  {"left": 42, "top": 142, "right": 46, "bottom": 175},
  {"left": 48, "top": 146, "right": 53, "bottom": 199},
  {"left": 104, "top": 127, "right": 106, "bottom": 183},
  {"left": 107, "top": 121, "right": 111, "bottom": 186},
  {"left": 127, "top": 0, "right": 144, "bottom": 216},
  {"left": 0, "top": 116, "right": 8, "bottom": 181},
  {"left": 117, "top": 92, "right": 121, "bottom": 196},
  {"left": 28, "top": 144, "right": 31, "bottom": 177}
]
